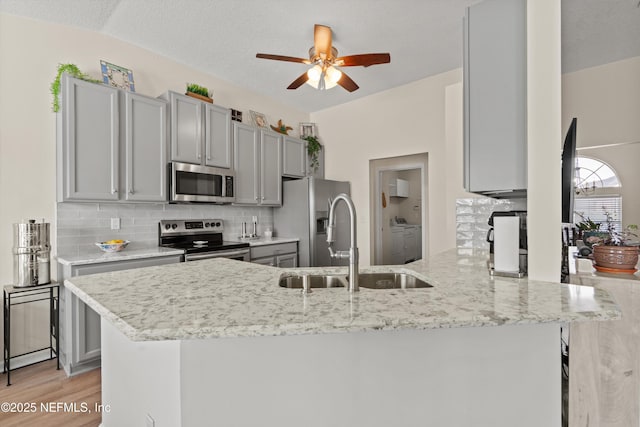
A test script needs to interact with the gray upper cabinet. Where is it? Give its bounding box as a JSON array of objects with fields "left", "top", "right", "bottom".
[
  {"left": 124, "top": 93, "right": 167, "bottom": 202},
  {"left": 57, "top": 74, "right": 168, "bottom": 203},
  {"left": 58, "top": 75, "right": 120, "bottom": 201},
  {"left": 463, "top": 0, "right": 527, "bottom": 197},
  {"left": 282, "top": 136, "right": 307, "bottom": 178},
  {"left": 233, "top": 122, "right": 282, "bottom": 206},
  {"left": 233, "top": 122, "right": 260, "bottom": 204},
  {"left": 163, "top": 92, "right": 232, "bottom": 169},
  {"left": 260, "top": 129, "right": 283, "bottom": 205},
  {"left": 204, "top": 103, "right": 232, "bottom": 168},
  {"left": 166, "top": 92, "right": 202, "bottom": 164}
]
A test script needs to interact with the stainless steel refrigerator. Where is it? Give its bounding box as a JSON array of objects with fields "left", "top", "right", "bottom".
[{"left": 274, "top": 177, "right": 351, "bottom": 267}]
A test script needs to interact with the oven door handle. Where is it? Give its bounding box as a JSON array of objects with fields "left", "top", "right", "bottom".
[{"left": 185, "top": 249, "right": 250, "bottom": 261}]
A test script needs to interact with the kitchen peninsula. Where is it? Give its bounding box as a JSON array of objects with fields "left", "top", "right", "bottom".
[{"left": 64, "top": 249, "right": 620, "bottom": 427}]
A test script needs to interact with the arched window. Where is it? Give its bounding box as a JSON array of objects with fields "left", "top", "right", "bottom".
[{"left": 574, "top": 156, "right": 622, "bottom": 230}]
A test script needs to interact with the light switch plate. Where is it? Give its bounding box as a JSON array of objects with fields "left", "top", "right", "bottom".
[{"left": 110, "top": 218, "right": 120, "bottom": 230}]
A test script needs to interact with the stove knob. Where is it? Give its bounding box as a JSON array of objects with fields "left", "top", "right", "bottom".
[
  {"left": 171, "top": 223, "right": 178, "bottom": 229},
  {"left": 164, "top": 224, "right": 171, "bottom": 230},
  {"left": 204, "top": 222, "right": 210, "bottom": 227},
  {"left": 216, "top": 222, "right": 221, "bottom": 227}
]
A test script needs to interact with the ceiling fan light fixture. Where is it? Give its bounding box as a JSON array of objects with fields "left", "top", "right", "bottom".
[
  {"left": 258, "top": 24, "right": 390, "bottom": 93},
  {"left": 306, "top": 65, "right": 341, "bottom": 90},
  {"left": 306, "top": 64, "right": 322, "bottom": 82}
]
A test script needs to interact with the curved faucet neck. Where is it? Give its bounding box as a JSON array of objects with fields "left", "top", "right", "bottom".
[{"left": 327, "top": 193, "right": 359, "bottom": 292}]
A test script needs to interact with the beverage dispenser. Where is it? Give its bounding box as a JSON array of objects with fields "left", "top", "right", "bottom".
[{"left": 13, "top": 219, "right": 51, "bottom": 287}]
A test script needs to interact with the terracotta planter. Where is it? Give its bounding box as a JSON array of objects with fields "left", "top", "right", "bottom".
[{"left": 592, "top": 245, "right": 639, "bottom": 270}]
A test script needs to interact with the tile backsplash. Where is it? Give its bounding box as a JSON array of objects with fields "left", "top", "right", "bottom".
[
  {"left": 56, "top": 202, "right": 273, "bottom": 256},
  {"left": 456, "top": 197, "right": 526, "bottom": 249}
]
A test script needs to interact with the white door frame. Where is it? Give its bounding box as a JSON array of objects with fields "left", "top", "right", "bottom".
[{"left": 373, "top": 161, "right": 427, "bottom": 265}]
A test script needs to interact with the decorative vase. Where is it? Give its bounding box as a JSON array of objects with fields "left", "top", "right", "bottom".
[{"left": 592, "top": 245, "right": 639, "bottom": 272}]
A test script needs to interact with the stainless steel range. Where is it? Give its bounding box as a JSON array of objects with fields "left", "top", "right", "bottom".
[{"left": 158, "top": 219, "right": 250, "bottom": 262}]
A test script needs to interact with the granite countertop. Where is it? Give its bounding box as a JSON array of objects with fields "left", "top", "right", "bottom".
[
  {"left": 56, "top": 245, "right": 184, "bottom": 266},
  {"left": 64, "top": 248, "right": 620, "bottom": 342}
]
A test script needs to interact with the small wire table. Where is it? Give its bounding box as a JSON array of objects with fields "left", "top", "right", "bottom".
[{"left": 3, "top": 282, "right": 59, "bottom": 386}]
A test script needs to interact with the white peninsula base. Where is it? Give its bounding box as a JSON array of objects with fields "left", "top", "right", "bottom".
[{"left": 101, "top": 320, "right": 560, "bottom": 427}]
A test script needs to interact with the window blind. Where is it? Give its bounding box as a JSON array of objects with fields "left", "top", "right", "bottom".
[{"left": 574, "top": 196, "right": 622, "bottom": 232}]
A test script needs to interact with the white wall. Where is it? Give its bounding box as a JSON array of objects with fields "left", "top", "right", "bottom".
[
  {"left": 563, "top": 56, "right": 640, "bottom": 226},
  {"left": 312, "top": 69, "right": 466, "bottom": 265},
  {"left": 397, "top": 169, "right": 422, "bottom": 223},
  {"left": 0, "top": 13, "right": 308, "bottom": 357},
  {"left": 563, "top": 56, "right": 640, "bottom": 148}
]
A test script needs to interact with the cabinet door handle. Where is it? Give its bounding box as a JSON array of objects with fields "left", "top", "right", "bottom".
[
  {"left": 261, "top": 196, "right": 265, "bottom": 200},
  {"left": 111, "top": 188, "right": 118, "bottom": 195},
  {"left": 128, "top": 187, "right": 134, "bottom": 195}
]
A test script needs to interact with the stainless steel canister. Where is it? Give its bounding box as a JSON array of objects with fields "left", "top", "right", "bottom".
[{"left": 13, "top": 219, "right": 51, "bottom": 287}]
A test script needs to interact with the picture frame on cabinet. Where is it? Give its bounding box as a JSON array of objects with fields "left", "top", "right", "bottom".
[
  {"left": 250, "top": 110, "right": 268, "bottom": 128},
  {"left": 300, "top": 122, "right": 317, "bottom": 138},
  {"left": 100, "top": 60, "right": 135, "bottom": 92},
  {"left": 231, "top": 109, "right": 243, "bottom": 122}
]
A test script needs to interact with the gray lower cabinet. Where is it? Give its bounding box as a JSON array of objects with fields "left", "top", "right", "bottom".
[
  {"left": 282, "top": 136, "right": 307, "bottom": 178},
  {"left": 58, "top": 255, "right": 182, "bottom": 375},
  {"left": 57, "top": 74, "right": 168, "bottom": 203},
  {"left": 250, "top": 242, "right": 298, "bottom": 267},
  {"left": 161, "top": 91, "right": 232, "bottom": 168},
  {"left": 233, "top": 122, "right": 282, "bottom": 206},
  {"left": 463, "top": 0, "right": 527, "bottom": 197}
]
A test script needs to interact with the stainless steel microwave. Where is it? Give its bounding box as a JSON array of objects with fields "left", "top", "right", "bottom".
[{"left": 169, "top": 162, "right": 235, "bottom": 203}]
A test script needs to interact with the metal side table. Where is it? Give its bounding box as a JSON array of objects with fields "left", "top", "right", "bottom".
[{"left": 3, "top": 282, "right": 59, "bottom": 386}]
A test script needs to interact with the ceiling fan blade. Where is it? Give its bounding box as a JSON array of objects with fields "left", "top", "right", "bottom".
[
  {"left": 335, "top": 53, "right": 391, "bottom": 67},
  {"left": 314, "top": 24, "right": 333, "bottom": 59},
  {"left": 336, "top": 71, "right": 359, "bottom": 92},
  {"left": 256, "top": 53, "right": 310, "bottom": 64},
  {"left": 287, "top": 72, "right": 309, "bottom": 90}
]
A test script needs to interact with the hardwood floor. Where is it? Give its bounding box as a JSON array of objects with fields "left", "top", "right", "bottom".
[{"left": 0, "top": 360, "right": 101, "bottom": 427}]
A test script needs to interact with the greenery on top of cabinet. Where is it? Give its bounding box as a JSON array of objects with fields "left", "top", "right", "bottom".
[
  {"left": 51, "top": 64, "right": 101, "bottom": 112},
  {"left": 186, "top": 83, "right": 210, "bottom": 97},
  {"left": 303, "top": 135, "right": 322, "bottom": 172}
]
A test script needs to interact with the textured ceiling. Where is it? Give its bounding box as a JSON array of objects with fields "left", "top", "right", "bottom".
[{"left": 1, "top": 0, "right": 639, "bottom": 113}]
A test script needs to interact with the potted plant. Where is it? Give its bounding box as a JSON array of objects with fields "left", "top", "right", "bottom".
[
  {"left": 186, "top": 83, "right": 213, "bottom": 103},
  {"left": 303, "top": 135, "right": 322, "bottom": 172},
  {"left": 576, "top": 217, "right": 608, "bottom": 247},
  {"left": 50, "top": 63, "right": 101, "bottom": 112},
  {"left": 592, "top": 210, "right": 639, "bottom": 273}
]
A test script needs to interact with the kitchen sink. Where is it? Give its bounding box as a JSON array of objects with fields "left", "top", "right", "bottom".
[
  {"left": 353, "top": 272, "right": 432, "bottom": 289},
  {"left": 278, "top": 272, "right": 432, "bottom": 290},
  {"left": 278, "top": 274, "right": 346, "bottom": 289}
]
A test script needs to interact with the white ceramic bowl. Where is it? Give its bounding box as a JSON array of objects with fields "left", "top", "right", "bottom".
[{"left": 95, "top": 240, "right": 130, "bottom": 253}]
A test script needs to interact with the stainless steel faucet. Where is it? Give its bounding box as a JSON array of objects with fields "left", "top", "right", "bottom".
[{"left": 326, "top": 193, "right": 359, "bottom": 292}]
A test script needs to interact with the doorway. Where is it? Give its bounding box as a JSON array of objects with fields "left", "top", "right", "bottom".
[{"left": 369, "top": 153, "right": 428, "bottom": 265}]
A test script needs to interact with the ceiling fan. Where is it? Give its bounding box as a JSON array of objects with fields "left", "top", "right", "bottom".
[{"left": 256, "top": 24, "right": 390, "bottom": 92}]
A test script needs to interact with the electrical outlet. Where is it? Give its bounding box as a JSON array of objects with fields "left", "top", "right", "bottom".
[
  {"left": 110, "top": 218, "right": 120, "bottom": 230},
  {"left": 145, "top": 414, "right": 155, "bottom": 427}
]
